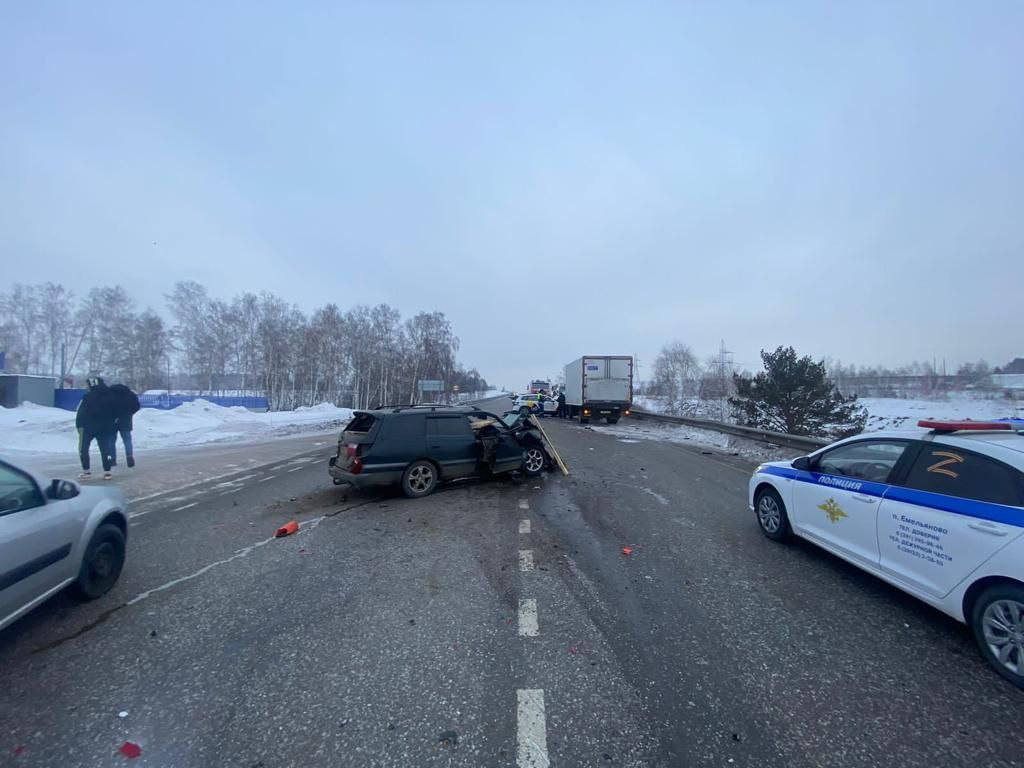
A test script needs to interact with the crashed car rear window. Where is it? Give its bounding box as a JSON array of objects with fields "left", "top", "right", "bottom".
[{"left": 345, "top": 413, "right": 377, "bottom": 434}]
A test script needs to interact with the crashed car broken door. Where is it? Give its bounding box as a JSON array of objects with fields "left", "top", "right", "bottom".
[
  {"left": 493, "top": 432, "right": 528, "bottom": 474},
  {"left": 426, "top": 416, "right": 478, "bottom": 478}
]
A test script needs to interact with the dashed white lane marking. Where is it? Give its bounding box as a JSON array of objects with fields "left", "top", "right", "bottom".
[
  {"left": 287, "top": 466, "right": 304, "bottom": 473},
  {"left": 519, "top": 519, "right": 531, "bottom": 534},
  {"left": 213, "top": 474, "right": 259, "bottom": 488},
  {"left": 516, "top": 689, "right": 550, "bottom": 768},
  {"left": 518, "top": 599, "right": 539, "bottom": 637},
  {"left": 258, "top": 474, "right": 277, "bottom": 483},
  {"left": 518, "top": 499, "right": 530, "bottom": 510},
  {"left": 219, "top": 488, "right": 242, "bottom": 496},
  {"left": 519, "top": 550, "right": 534, "bottom": 571},
  {"left": 170, "top": 502, "right": 197, "bottom": 512}
]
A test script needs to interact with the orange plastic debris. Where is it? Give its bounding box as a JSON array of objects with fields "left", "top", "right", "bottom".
[
  {"left": 621, "top": 547, "right": 633, "bottom": 556},
  {"left": 275, "top": 520, "right": 299, "bottom": 537}
]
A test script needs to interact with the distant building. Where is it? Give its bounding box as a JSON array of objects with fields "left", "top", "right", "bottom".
[
  {"left": 991, "top": 374, "right": 1024, "bottom": 390},
  {"left": 995, "top": 358, "right": 1024, "bottom": 375},
  {"left": 0, "top": 374, "right": 57, "bottom": 408}
]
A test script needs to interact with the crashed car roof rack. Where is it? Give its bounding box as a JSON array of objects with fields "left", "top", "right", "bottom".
[{"left": 370, "top": 403, "right": 475, "bottom": 412}]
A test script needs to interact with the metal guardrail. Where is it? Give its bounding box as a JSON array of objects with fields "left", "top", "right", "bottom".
[{"left": 626, "top": 408, "right": 831, "bottom": 453}]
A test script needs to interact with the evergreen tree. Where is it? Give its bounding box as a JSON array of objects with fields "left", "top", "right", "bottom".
[{"left": 730, "top": 346, "right": 867, "bottom": 438}]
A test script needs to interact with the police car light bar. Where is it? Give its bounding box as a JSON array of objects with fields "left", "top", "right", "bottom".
[{"left": 918, "top": 419, "right": 1013, "bottom": 433}]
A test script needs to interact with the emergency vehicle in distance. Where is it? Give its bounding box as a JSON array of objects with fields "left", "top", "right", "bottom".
[
  {"left": 528, "top": 380, "right": 551, "bottom": 394},
  {"left": 749, "top": 419, "right": 1024, "bottom": 688}
]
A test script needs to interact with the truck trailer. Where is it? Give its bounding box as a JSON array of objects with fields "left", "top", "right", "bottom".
[{"left": 563, "top": 356, "right": 633, "bottom": 423}]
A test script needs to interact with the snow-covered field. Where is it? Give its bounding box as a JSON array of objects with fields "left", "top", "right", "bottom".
[
  {"left": 635, "top": 393, "right": 1023, "bottom": 430},
  {"left": 859, "top": 395, "right": 1024, "bottom": 431},
  {"left": 619, "top": 392, "right": 1024, "bottom": 458},
  {"left": 0, "top": 399, "right": 353, "bottom": 456}
]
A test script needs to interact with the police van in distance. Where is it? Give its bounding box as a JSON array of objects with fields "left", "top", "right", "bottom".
[{"left": 749, "top": 419, "right": 1024, "bottom": 688}]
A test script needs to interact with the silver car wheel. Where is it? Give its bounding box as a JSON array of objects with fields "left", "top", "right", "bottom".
[
  {"left": 525, "top": 448, "right": 544, "bottom": 473},
  {"left": 757, "top": 495, "right": 781, "bottom": 533},
  {"left": 982, "top": 599, "right": 1024, "bottom": 675},
  {"left": 408, "top": 465, "right": 434, "bottom": 493}
]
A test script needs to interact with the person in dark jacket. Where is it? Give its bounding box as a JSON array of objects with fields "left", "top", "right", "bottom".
[
  {"left": 556, "top": 390, "right": 567, "bottom": 419},
  {"left": 109, "top": 383, "right": 141, "bottom": 468},
  {"left": 76, "top": 377, "right": 116, "bottom": 479}
]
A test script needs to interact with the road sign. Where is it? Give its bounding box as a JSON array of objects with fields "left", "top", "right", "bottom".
[{"left": 417, "top": 379, "right": 444, "bottom": 393}]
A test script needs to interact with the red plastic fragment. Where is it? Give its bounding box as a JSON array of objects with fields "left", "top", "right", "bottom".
[
  {"left": 119, "top": 742, "right": 142, "bottom": 759},
  {"left": 621, "top": 547, "right": 633, "bottom": 556},
  {"left": 275, "top": 520, "right": 299, "bottom": 537}
]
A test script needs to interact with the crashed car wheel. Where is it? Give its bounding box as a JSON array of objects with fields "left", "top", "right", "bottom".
[
  {"left": 402, "top": 460, "right": 437, "bottom": 498},
  {"left": 522, "top": 447, "right": 546, "bottom": 477}
]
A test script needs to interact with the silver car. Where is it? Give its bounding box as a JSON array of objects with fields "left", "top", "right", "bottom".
[{"left": 0, "top": 456, "right": 128, "bottom": 632}]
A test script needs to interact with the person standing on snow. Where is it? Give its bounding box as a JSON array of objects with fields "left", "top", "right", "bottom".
[
  {"left": 76, "top": 377, "right": 116, "bottom": 479},
  {"left": 109, "top": 382, "right": 141, "bottom": 468}
]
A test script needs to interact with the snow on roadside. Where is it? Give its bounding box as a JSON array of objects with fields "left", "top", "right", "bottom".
[
  {"left": 0, "top": 399, "right": 353, "bottom": 456},
  {"left": 592, "top": 420, "right": 794, "bottom": 462}
]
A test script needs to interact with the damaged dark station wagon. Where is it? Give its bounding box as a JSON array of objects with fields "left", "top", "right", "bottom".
[{"left": 328, "top": 406, "right": 550, "bottom": 498}]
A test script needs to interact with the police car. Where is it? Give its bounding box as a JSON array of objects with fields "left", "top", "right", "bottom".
[
  {"left": 511, "top": 393, "right": 558, "bottom": 416},
  {"left": 749, "top": 419, "right": 1024, "bottom": 688}
]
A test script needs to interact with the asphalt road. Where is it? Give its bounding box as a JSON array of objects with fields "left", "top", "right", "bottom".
[{"left": 2, "top": 411, "right": 1023, "bottom": 767}]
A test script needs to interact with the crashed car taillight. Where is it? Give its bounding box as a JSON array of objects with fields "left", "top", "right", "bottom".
[{"left": 345, "top": 443, "right": 364, "bottom": 474}]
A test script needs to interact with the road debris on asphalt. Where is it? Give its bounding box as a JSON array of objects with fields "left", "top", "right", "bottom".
[
  {"left": 438, "top": 730, "right": 458, "bottom": 748},
  {"left": 621, "top": 547, "right": 634, "bottom": 556},
  {"left": 118, "top": 741, "right": 142, "bottom": 759},
  {"left": 274, "top": 520, "right": 299, "bottom": 537}
]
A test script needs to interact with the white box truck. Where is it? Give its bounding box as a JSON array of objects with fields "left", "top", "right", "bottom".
[{"left": 563, "top": 356, "right": 633, "bottom": 424}]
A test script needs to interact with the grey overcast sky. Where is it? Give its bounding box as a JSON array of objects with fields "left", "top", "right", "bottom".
[{"left": 2, "top": 2, "right": 1022, "bottom": 388}]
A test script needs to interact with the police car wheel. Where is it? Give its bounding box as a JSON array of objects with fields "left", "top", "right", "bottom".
[
  {"left": 754, "top": 488, "right": 791, "bottom": 542},
  {"left": 971, "top": 583, "right": 1024, "bottom": 689}
]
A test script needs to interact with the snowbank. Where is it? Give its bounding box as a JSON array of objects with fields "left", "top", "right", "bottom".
[
  {"left": 0, "top": 399, "right": 353, "bottom": 455},
  {"left": 634, "top": 393, "right": 1024, "bottom": 432},
  {"left": 861, "top": 395, "right": 1024, "bottom": 431}
]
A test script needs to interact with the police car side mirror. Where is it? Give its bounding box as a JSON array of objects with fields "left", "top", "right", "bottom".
[{"left": 791, "top": 456, "right": 812, "bottom": 472}]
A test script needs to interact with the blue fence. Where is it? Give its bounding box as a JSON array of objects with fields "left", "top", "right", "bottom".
[
  {"left": 138, "top": 394, "right": 269, "bottom": 411},
  {"left": 54, "top": 388, "right": 86, "bottom": 411},
  {"left": 53, "top": 389, "right": 268, "bottom": 412}
]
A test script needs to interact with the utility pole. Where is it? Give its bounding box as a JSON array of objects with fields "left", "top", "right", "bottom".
[
  {"left": 60, "top": 343, "right": 66, "bottom": 389},
  {"left": 715, "top": 340, "right": 734, "bottom": 422}
]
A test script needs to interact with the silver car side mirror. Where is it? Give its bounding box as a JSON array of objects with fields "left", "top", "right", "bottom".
[{"left": 47, "top": 479, "right": 80, "bottom": 501}]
